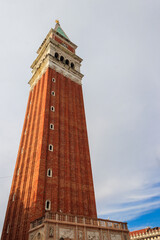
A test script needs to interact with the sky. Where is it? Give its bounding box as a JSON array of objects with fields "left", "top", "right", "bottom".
[{"left": 0, "top": 0, "right": 160, "bottom": 235}]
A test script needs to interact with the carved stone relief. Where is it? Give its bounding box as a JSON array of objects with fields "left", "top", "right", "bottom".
[
  {"left": 110, "top": 234, "right": 121, "bottom": 240},
  {"left": 37, "top": 232, "right": 41, "bottom": 239},
  {"left": 87, "top": 231, "right": 99, "bottom": 240},
  {"left": 103, "top": 232, "right": 108, "bottom": 240},
  {"left": 49, "top": 226, "right": 54, "bottom": 237},
  {"left": 59, "top": 228, "right": 74, "bottom": 239},
  {"left": 30, "top": 233, "right": 35, "bottom": 240},
  {"left": 78, "top": 230, "right": 83, "bottom": 240},
  {"left": 29, "top": 231, "right": 44, "bottom": 240}
]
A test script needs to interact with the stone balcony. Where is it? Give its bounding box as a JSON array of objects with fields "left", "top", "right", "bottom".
[
  {"left": 30, "top": 212, "right": 128, "bottom": 231},
  {"left": 29, "top": 212, "right": 129, "bottom": 240}
]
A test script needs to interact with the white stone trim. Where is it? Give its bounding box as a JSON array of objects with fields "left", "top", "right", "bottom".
[
  {"left": 48, "top": 58, "right": 82, "bottom": 85},
  {"left": 47, "top": 168, "right": 52, "bottom": 177},
  {"left": 29, "top": 56, "right": 82, "bottom": 89},
  {"left": 29, "top": 37, "right": 83, "bottom": 89},
  {"left": 50, "top": 106, "right": 55, "bottom": 112},
  {"left": 48, "top": 144, "right": 53, "bottom": 151},
  {"left": 51, "top": 91, "right": 55, "bottom": 96},
  {"left": 6, "top": 224, "right": 10, "bottom": 234},
  {"left": 12, "top": 193, "right": 16, "bottom": 202},
  {"left": 50, "top": 123, "right": 54, "bottom": 130},
  {"left": 45, "top": 200, "right": 51, "bottom": 210}
]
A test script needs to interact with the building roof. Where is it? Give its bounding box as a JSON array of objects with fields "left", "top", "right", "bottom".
[
  {"left": 54, "top": 20, "right": 70, "bottom": 41},
  {"left": 56, "top": 26, "right": 69, "bottom": 40},
  {"left": 130, "top": 227, "right": 160, "bottom": 236}
]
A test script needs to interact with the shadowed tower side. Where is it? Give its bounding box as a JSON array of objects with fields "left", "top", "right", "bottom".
[{"left": 1, "top": 21, "right": 97, "bottom": 240}]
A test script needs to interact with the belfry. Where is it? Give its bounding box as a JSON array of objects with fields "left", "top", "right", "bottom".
[{"left": 1, "top": 22, "right": 129, "bottom": 240}]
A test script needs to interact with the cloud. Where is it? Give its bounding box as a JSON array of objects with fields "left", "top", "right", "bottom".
[
  {"left": 96, "top": 179, "right": 160, "bottom": 220},
  {"left": 1, "top": 0, "right": 160, "bottom": 235}
]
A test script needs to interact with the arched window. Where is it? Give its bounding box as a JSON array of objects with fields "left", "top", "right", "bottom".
[
  {"left": 45, "top": 200, "right": 51, "bottom": 210},
  {"left": 71, "top": 62, "right": 74, "bottom": 69},
  {"left": 55, "top": 52, "right": 59, "bottom": 59},
  {"left": 48, "top": 144, "right": 53, "bottom": 152},
  {"left": 47, "top": 169, "right": 52, "bottom": 177},
  {"left": 65, "top": 59, "right": 69, "bottom": 65},
  {"left": 60, "top": 56, "right": 64, "bottom": 62},
  {"left": 50, "top": 106, "right": 55, "bottom": 112},
  {"left": 50, "top": 123, "right": 54, "bottom": 130},
  {"left": 6, "top": 224, "right": 10, "bottom": 234},
  {"left": 12, "top": 193, "right": 15, "bottom": 202}
]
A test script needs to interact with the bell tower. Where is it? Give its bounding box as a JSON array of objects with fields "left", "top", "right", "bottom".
[
  {"left": 1, "top": 21, "right": 129, "bottom": 240},
  {"left": 1, "top": 21, "right": 97, "bottom": 240}
]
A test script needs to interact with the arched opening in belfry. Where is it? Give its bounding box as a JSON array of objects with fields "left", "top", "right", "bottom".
[
  {"left": 60, "top": 56, "right": 64, "bottom": 62},
  {"left": 55, "top": 52, "right": 59, "bottom": 59},
  {"left": 65, "top": 59, "right": 69, "bottom": 65}
]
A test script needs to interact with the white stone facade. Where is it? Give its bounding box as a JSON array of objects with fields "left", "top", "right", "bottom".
[
  {"left": 130, "top": 227, "right": 160, "bottom": 240},
  {"left": 29, "top": 213, "right": 129, "bottom": 240},
  {"left": 29, "top": 28, "right": 84, "bottom": 90}
]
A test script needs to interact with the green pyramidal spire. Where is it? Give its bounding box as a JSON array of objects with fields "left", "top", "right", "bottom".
[{"left": 55, "top": 20, "right": 70, "bottom": 41}]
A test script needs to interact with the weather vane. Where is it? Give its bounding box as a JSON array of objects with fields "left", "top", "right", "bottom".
[{"left": 55, "top": 19, "right": 60, "bottom": 24}]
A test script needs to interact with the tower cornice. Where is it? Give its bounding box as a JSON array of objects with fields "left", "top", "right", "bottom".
[
  {"left": 29, "top": 30, "right": 84, "bottom": 89},
  {"left": 31, "top": 37, "right": 82, "bottom": 70},
  {"left": 29, "top": 54, "right": 84, "bottom": 89}
]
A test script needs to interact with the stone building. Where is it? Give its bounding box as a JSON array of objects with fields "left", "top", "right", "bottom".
[
  {"left": 130, "top": 227, "right": 160, "bottom": 240},
  {"left": 1, "top": 21, "right": 129, "bottom": 240}
]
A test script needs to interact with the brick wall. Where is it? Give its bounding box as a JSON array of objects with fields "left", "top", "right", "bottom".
[{"left": 1, "top": 67, "right": 97, "bottom": 240}]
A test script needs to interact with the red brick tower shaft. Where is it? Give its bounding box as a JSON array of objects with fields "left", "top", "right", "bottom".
[{"left": 1, "top": 22, "right": 97, "bottom": 240}]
